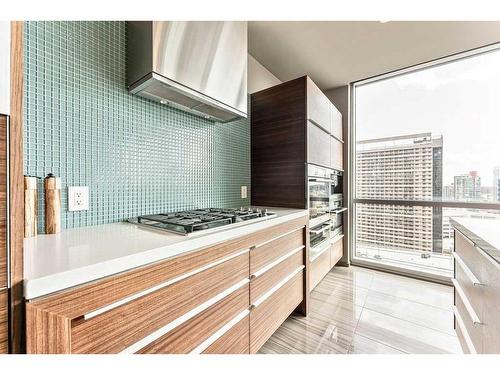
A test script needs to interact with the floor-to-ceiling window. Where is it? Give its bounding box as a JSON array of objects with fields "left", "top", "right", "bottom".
[{"left": 352, "top": 45, "right": 500, "bottom": 281}]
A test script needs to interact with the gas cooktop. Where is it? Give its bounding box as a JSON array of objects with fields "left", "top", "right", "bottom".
[{"left": 128, "top": 207, "right": 276, "bottom": 236}]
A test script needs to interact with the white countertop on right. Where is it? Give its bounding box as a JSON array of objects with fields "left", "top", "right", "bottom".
[{"left": 451, "top": 217, "right": 500, "bottom": 263}]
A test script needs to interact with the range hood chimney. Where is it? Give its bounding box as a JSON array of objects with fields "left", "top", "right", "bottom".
[{"left": 127, "top": 21, "right": 247, "bottom": 122}]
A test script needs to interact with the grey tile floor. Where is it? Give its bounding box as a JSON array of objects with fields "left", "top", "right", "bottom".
[{"left": 259, "top": 266, "right": 462, "bottom": 354}]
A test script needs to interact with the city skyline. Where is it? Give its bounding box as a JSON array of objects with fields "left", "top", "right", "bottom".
[{"left": 355, "top": 47, "right": 500, "bottom": 186}]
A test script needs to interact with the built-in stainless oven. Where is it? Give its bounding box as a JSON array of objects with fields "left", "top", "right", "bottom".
[{"left": 308, "top": 164, "right": 345, "bottom": 258}]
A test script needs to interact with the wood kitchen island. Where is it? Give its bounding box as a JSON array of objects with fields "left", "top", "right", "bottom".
[{"left": 24, "top": 207, "right": 308, "bottom": 354}]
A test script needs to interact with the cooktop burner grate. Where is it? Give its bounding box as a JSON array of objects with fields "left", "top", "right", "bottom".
[{"left": 131, "top": 207, "right": 275, "bottom": 235}]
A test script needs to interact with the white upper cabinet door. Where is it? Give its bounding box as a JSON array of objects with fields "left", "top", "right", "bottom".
[
  {"left": 330, "top": 104, "right": 342, "bottom": 141},
  {"left": 306, "top": 77, "right": 330, "bottom": 134},
  {"left": 0, "top": 22, "right": 10, "bottom": 115}
]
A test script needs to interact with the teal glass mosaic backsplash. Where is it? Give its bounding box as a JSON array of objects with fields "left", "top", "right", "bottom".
[{"left": 24, "top": 21, "right": 251, "bottom": 232}]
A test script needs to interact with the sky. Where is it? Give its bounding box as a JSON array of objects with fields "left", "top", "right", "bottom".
[{"left": 355, "top": 48, "right": 500, "bottom": 187}]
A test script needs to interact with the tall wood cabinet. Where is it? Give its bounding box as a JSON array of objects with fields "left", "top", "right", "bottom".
[
  {"left": 251, "top": 75, "right": 343, "bottom": 209},
  {"left": 251, "top": 76, "right": 344, "bottom": 292},
  {"left": 0, "top": 116, "right": 8, "bottom": 354}
]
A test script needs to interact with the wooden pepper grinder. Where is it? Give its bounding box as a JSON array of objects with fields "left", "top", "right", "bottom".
[
  {"left": 24, "top": 176, "right": 39, "bottom": 237},
  {"left": 44, "top": 173, "right": 61, "bottom": 234}
]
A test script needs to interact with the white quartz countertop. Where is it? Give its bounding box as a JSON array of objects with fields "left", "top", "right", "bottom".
[
  {"left": 24, "top": 207, "right": 308, "bottom": 300},
  {"left": 451, "top": 217, "right": 500, "bottom": 264}
]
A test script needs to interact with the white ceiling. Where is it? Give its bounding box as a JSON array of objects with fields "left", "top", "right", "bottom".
[{"left": 248, "top": 21, "right": 500, "bottom": 90}]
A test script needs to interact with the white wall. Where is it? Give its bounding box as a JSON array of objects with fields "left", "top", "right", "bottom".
[
  {"left": 0, "top": 21, "right": 10, "bottom": 115},
  {"left": 247, "top": 54, "right": 281, "bottom": 94}
]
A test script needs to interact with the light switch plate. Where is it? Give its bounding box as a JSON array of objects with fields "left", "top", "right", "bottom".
[
  {"left": 241, "top": 185, "right": 248, "bottom": 199},
  {"left": 68, "top": 186, "right": 89, "bottom": 211}
]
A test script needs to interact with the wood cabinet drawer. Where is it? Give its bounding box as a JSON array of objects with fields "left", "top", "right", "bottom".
[
  {"left": 310, "top": 248, "right": 330, "bottom": 292},
  {"left": 70, "top": 253, "right": 249, "bottom": 353},
  {"left": 330, "top": 238, "right": 343, "bottom": 268},
  {"left": 249, "top": 269, "right": 304, "bottom": 353},
  {"left": 307, "top": 122, "right": 331, "bottom": 168},
  {"left": 250, "top": 227, "right": 304, "bottom": 274},
  {"left": 0, "top": 289, "right": 7, "bottom": 354},
  {"left": 330, "top": 137, "right": 343, "bottom": 171},
  {"left": 136, "top": 284, "right": 249, "bottom": 354},
  {"left": 307, "top": 78, "right": 330, "bottom": 133},
  {"left": 202, "top": 315, "right": 250, "bottom": 354},
  {"left": 454, "top": 290, "right": 482, "bottom": 353},
  {"left": 250, "top": 248, "right": 304, "bottom": 304}
]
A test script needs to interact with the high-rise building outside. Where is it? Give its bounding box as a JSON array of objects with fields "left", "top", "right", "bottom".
[
  {"left": 356, "top": 133, "right": 443, "bottom": 254},
  {"left": 454, "top": 171, "right": 481, "bottom": 201},
  {"left": 494, "top": 166, "right": 500, "bottom": 202},
  {"left": 443, "top": 185, "right": 454, "bottom": 201}
]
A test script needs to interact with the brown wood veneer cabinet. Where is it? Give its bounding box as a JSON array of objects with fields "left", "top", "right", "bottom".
[
  {"left": 250, "top": 75, "right": 343, "bottom": 209},
  {"left": 26, "top": 215, "right": 308, "bottom": 354},
  {"left": 0, "top": 115, "right": 8, "bottom": 354},
  {"left": 0, "top": 290, "right": 7, "bottom": 353}
]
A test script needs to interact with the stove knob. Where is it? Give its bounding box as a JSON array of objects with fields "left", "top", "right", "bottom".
[{"left": 263, "top": 208, "right": 268, "bottom": 215}]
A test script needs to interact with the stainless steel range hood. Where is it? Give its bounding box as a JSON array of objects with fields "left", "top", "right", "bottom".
[{"left": 127, "top": 21, "right": 247, "bottom": 122}]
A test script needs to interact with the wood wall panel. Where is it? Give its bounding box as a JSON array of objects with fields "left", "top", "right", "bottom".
[
  {"left": 0, "top": 289, "right": 8, "bottom": 353},
  {"left": 9, "top": 21, "right": 25, "bottom": 354},
  {"left": 0, "top": 116, "right": 6, "bottom": 288}
]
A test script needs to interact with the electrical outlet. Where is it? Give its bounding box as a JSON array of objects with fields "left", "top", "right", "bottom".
[
  {"left": 241, "top": 185, "right": 247, "bottom": 199},
  {"left": 68, "top": 186, "right": 89, "bottom": 211}
]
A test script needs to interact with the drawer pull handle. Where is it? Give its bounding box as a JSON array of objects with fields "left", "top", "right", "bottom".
[
  {"left": 452, "top": 278, "right": 482, "bottom": 325},
  {"left": 83, "top": 248, "right": 250, "bottom": 320},
  {"left": 252, "top": 266, "right": 304, "bottom": 308},
  {"left": 190, "top": 308, "right": 250, "bottom": 354},
  {"left": 251, "top": 245, "right": 304, "bottom": 278},
  {"left": 453, "top": 252, "right": 483, "bottom": 286},
  {"left": 119, "top": 278, "right": 250, "bottom": 354},
  {"left": 452, "top": 306, "right": 477, "bottom": 354}
]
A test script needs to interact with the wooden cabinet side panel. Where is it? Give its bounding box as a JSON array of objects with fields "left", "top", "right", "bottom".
[
  {"left": 0, "top": 289, "right": 8, "bottom": 353},
  {"left": 251, "top": 76, "right": 307, "bottom": 208},
  {"left": 0, "top": 116, "right": 6, "bottom": 288},
  {"left": 202, "top": 316, "right": 250, "bottom": 354},
  {"left": 25, "top": 304, "right": 71, "bottom": 354}
]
